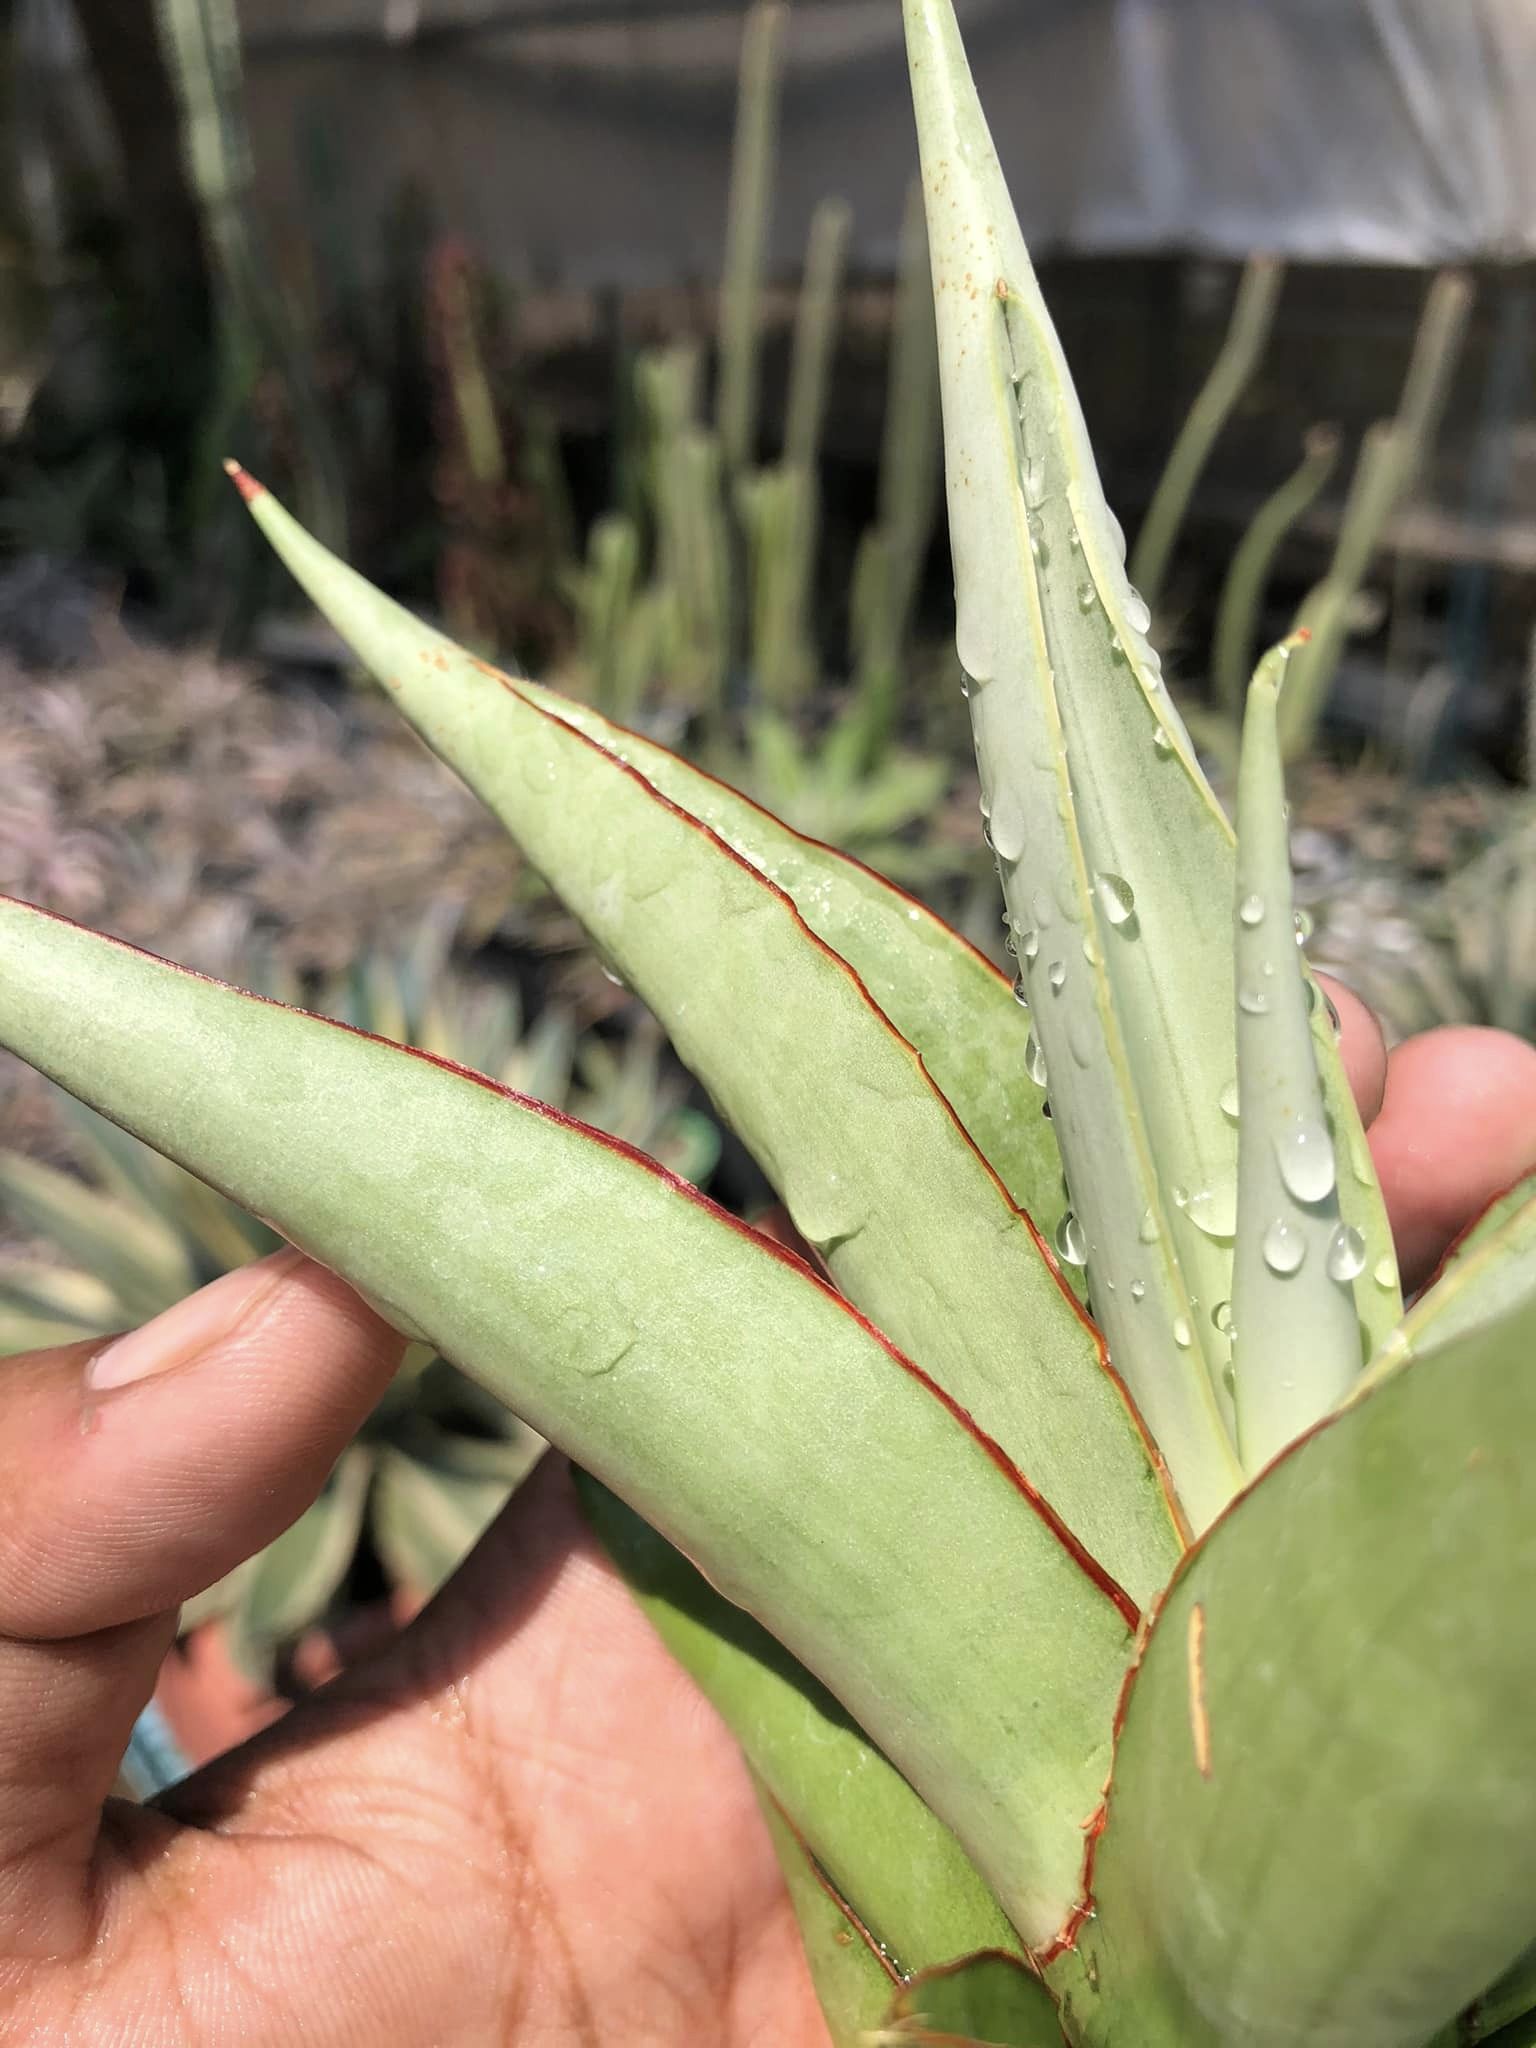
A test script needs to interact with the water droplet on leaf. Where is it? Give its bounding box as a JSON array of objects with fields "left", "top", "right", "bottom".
[
  {"left": 1048, "top": 960, "right": 1066, "bottom": 991},
  {"left": 1238, "top": 986, "right": 1271, "bottom": 1015},
  {"left": 1262, "top": 1218, "right": 1306, "bottom": 1275},
  {"left": 1025, "top": 1030, "right": 1048, "bottom": 1087},
  {"left": 1219, "top": 1079, "right": 1240, "bottom": 1120},
  {"left": 1275, "top": 1117, "right": 1336, "bottom": 1202},
  {"left": 1095, "top": 872, "right": 1135, "bottom": 926},
  {"left": 1326, "top": 1224, "right": 1366, "bottom": 1282},
  {"left": 1239, "top": 894, "right": 1265, "bottom": 927},
  {"left": 1055, "top": 1212, "right": 1087, "bottom": 1267}
]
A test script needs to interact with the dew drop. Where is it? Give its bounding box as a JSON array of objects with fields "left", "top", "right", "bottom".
[
  {"left": 982, "top": 820, "right": 995, "bottom": 851},
  {"left": 1173, "top": 1316, "right": 1193, "bottom": 1349},
  {"left": 1238, "top": 986, "right": 1271, "bottom": 1015},
  {"left": 1374, "top": 1254, "right": 1397, "bottom": 1289},
  {"left": 1262, "top": 1218, "right": 1306, "bottom": 1275},
  {"left": 1222, "top": 1362, "right": 1237, "bottom": 1394},
  {"left": 1023, "top": 452, "right": 1047, "bottom": 507},
  {"left": 1095, "top": 872, "right": 1135, "bottom": 926},
  {"left": 1048, "top": 960, "right": 1066, "bottom": 992},
  {"left": 1109, "top": 634, "right": 1128, "bottom": 665},
  {"left": 1294, "top": 908, "right": 1314, "bottom": 943},
  {"left": 959, "top": 674, "right": 971, "bottom": 700},
  {"left": 1151, "top": 725, "right": 1173, "bottom": 756},
  {"left": 1213, "top": 1299, "right": 1235, "bottom": 1336},
  {"left": 1275, "top": 1117, "right": 1336, "bottom": 1202},
  {"left": 1326, "top": 1224, "right": 1366, "bottom": 1283},
  {"left": 1011, "top": 972, "right": 1029, "bottom": 1006},
  {"left": 1025, "top": 1030, "right": 1048, "bottom": 1088},
  {"left": 1187, "top": 1180, "right": 1237, "bottom": 1239},
  {"left": 1219, "top": 1078, "right": 1240, "bottom": 1121},
  {"left": 1021, "top": 927, "right": 1040, "bottom": 962},
  {"left": 1055, "top": 1211, "right": 1087, "bottom": 1268},
  {"left": 1172, "top": 1184, "right": 1190, "bottom": 1210},
  {"left": 1124, "top": 587, "right": 1152, "bottom": 634},
  {"left": 1081, "top": 933, "right": 1100, "bottom": 966},
  {"left": 1130, "top": 1279, "right": 1147, "bottom": 1302},
  {"left": 1068, "top": 525, "right": 1083, "bottom": 554},
  {"left": 1239, "top": 893, "right": 1265, "bottom": 927},
  {"left": 1077, "top": 582, "right": 1097, "bottom": 614},
  {"left": 1138, "top": 1208, "right": 1160, "bottom": 1245}
]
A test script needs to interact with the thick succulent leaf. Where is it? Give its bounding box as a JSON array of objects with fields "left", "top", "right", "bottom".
[
  {"left": 879, "top": 1953, "right": 1065, "bottom": 2046},
  {"left": 756, "top": 1795, "right": 901, "bottom": 2048},
  {"left": 0, "top": 899, "right": 1137, "bottom": 1946},
  {"left": 1362, "top": 1179, "right": 1536, "bottom": 1395},
  {"left": 54, "top": 1093, "right": 280, "bottom": 1275},
  {"left": 901, "top": 0, "right": 1397, "bottom": 1527},
  {"left": 1230, "top": 641, "right": 1369, "bottom": 1469},
  {"left": 578, "top": 1474, "right": 1024, "bottom": 1973},
  {"left": 904, "top": 0, "right": 1237, "bottom": 1526},
  {"left": 236, "top": 477, "right": 1179, "bottom": 1599},
  {"left": 517, "top": 677, "right": 1060, "bottom": 1233},
  {"left": 1465, "top": 1941, "right": 1536, "bottom": 2042},
  {"left": 1055, "top": 1295, "right": 1536, "bottom": 2048}
]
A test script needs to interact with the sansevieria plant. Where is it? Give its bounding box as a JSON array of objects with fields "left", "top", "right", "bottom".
[{"left": 1, "top": 7, "right": 1532, "bottom": 2043}]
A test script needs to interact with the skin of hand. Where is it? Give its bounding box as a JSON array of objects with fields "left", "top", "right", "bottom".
[{"left": 2, "top": 990, "right": 1534, "bottom": 2047}]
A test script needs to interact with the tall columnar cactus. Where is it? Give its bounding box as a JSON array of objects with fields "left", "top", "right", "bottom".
[{"left": 1, "top": 7, "right": 1533, "bottom": 2044}]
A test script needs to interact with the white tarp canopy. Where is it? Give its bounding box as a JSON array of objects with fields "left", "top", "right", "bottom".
[{"left": 52, "top": 0, "right": 1536, "bottom": 273}]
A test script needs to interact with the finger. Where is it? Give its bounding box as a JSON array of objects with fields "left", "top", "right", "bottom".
[
  {"left": 0, "top": 1252, "right": 406, "bottom": 1946},
  {"left": 1316, "top": 972, "right": 1388, "bottom": 1125},
  {"left": 1368, "top": 1026, "right": 1536, "bottom": 1291}
]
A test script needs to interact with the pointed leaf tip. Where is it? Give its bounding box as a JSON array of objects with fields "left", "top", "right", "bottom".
[{"left": 223, "top": 460, "right": 266, "bottom": 503}]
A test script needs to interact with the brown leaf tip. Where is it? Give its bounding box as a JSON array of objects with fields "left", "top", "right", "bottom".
[{"left": 223, "top": 459, "right": 266, "bottom": 504}]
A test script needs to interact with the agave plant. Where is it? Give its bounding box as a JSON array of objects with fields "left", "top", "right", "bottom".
[
  {"left": 1, "top": 7, "right": 1533, "bottom": 2043},
  {"left": 0, "top": 927, "right": 717, "bottom": 1680}
]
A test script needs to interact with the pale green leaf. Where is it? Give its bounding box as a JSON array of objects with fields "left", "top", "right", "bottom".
[
  {"left": 578, "top": 1474, "right": 1024, "bottom": 1974},
  {"left": 0, "top": 897, "right": 1138, "bottom": 1946},
  {"left": 901, "top": 0, "right": 1397, "bottom": 1530},
  {"left": 1231, "top": 640, "right": 1366, "bottom": 1470},
  {"left": 1058, "top": 1296, "right": 1536, "bottom": 2048},
  {"left": 757, "top": 1793, "right": 901, "bottom": 2048},
  {"left": 236, "top": 477, "right": 1179, "bottom": 1600},
  {"left": 877, "top": 1952, "right": 1064, "bottom": 2046}
]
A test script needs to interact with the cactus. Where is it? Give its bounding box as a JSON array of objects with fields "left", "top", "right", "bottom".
[
  {"left": 3, "top": 7, "right": 1533, "bottom": 2043},
  {"left": 1212, "top": 422, "right": 1341, "bottom": 715},
  {"left": 1279, "top": 269, "right": 1475, "bottom": 758},
  {"left": 1129, "top": 254, "right": 1286, "bottom": 615},
  {"left": 716, "top": 0, "right": 786, "bottom": 479}
]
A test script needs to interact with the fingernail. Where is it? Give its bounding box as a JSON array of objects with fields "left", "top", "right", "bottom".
[{"left": 87, "top": 1249, "right": 301, "bottom": 1393}]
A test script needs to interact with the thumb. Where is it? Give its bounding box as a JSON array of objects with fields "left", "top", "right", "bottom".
[{"left": 0, "top": 1250, "right": 405, "bottom": 1956}]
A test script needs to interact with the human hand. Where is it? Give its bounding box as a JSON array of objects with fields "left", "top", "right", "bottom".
[{"left": 3, "top": 996, "right": 1534, "bottom": 2046}]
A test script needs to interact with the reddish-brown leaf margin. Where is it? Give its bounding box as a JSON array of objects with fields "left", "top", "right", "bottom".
[{"left": 0, "top": 894, "right": 1141, "bottom": 1630}]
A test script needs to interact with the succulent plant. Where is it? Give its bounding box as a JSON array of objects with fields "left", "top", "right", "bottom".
[
  {"left": 0, "top": 927, "right": 717, "bottom": 1681},
  {"left": 1, "top": 6, "right": 1534, "bottom": 2044}
]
